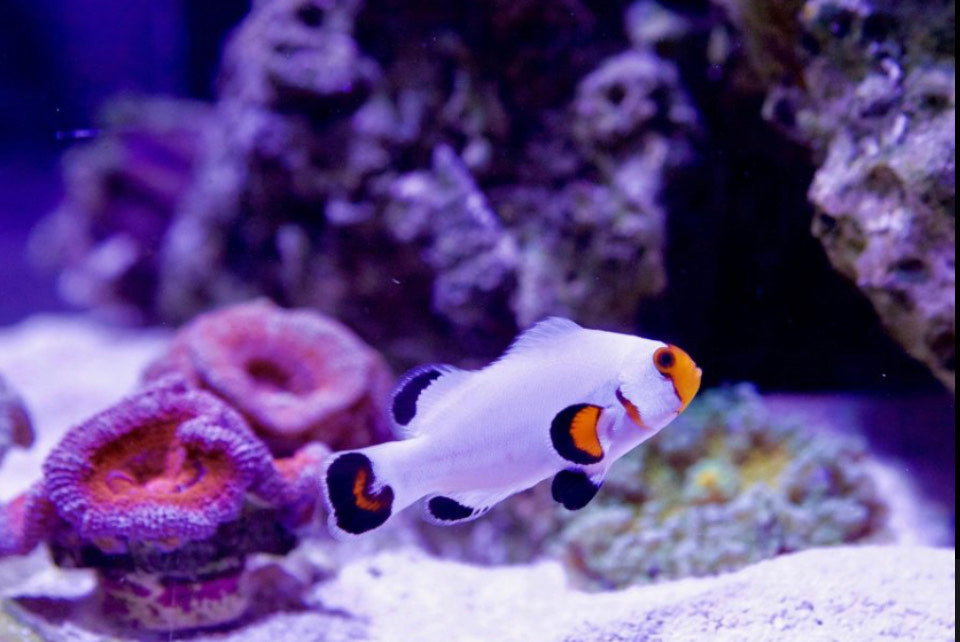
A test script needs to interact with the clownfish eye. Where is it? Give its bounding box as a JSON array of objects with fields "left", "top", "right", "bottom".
[{"left": 654, "top": 347, "right": 675, "bottom": 372}]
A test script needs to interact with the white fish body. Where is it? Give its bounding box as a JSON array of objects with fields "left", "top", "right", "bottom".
[{"left": 321, "top": 318, "right": 701, "bottom": 538}]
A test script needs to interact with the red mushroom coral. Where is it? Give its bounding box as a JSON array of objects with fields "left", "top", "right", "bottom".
[
  {"left": 144, "top": 299, "right": 394, "bottom": 455},
  {"left": 0, "top": 378, "right": 328, "bottom": 632}
]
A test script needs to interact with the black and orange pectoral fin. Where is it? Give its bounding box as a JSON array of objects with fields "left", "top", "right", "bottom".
[
  {"left": 551, "top": 468, "right": 602, "bottom": 510},
  {"left": 325, "top": 452, "right": 394, "bottom": 535},
  {"left": 550, "top": 403, "right": 604, "bottom": 465}
]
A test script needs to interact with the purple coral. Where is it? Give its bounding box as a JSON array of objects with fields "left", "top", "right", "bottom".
[
  {"left": 0, "top": 378, "right": 328, "bottom": 631},
  {"left": 44, "top": 379, "right": 281, "bottom": 549},
  {"left": 144, "top": 299, "right": 394, "bottom": 455},
  {"left": 0, "top": 483, "right": 57, "bottom": 556}
]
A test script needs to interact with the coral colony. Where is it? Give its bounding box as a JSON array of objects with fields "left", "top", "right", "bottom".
[
  {"left": 0, "top": 304, "right": 391, "bottom": 632},
  {"left": 551, "top": 385, "right": 889, "bottom": 588}
]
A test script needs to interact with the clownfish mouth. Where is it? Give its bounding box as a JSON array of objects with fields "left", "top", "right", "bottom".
[{"left": 615, "top": 388, "right": 647, "bottom": 429}]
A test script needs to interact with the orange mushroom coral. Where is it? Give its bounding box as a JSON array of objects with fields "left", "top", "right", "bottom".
[{"left": 1, "top": 377, "right": 328, "bottom": 632}]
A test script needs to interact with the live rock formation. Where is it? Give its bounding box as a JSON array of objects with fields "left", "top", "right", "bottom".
[
  {"left": 34, "top": 0, "right": 697, "bottom": 367},
  {"left": 723, "top": 0, "right": 956, "bottom": 390},
  {"left": 0, "top": 375, "right": 33, "bottom": 464}
]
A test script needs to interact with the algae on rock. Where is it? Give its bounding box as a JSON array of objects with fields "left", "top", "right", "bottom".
[{"left": 723, "top": 0, "right": 956, "bottom": 390}]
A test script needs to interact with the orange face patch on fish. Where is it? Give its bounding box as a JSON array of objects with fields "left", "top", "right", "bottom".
[{"left": 653, "top": 345, "right": 702, "bottom": 413}]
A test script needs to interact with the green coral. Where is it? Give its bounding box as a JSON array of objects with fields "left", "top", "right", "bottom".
[{"left": 551, "top": 384, "right": 888, "bottom": 589}]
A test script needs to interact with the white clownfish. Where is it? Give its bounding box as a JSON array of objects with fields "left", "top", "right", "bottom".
[{"left": 321, "top": 317, "right": 702, "bottom": 538}]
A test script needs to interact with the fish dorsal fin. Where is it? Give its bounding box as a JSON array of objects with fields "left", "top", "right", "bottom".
[
  {"left": 421, "top": 487, "right": 517, "bottom": 525},
  {"left": 501, "top": 317, "right": 582, "bottom": 360},
  {"left": 390, "top": 363, "right": 472, "bottom": 435}
]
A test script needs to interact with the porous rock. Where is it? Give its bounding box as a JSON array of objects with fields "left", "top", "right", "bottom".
[{"left": 724, "top": 0, "right": 956, "bottom": 390}]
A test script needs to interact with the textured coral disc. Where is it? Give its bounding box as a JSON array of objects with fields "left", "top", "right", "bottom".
[
  {"left": 184, "top": 300, "right": 376, "bottom": 440},
  {"left": 42, "top": 380, "right": 275, "bottom": 549}
]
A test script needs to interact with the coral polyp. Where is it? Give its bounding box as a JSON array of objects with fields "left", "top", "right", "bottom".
[
  {"left": 144, "top": 299, "right": 394, "bottom": 454},
  {"left": 0, "top": 378, "right": 329, "bottom": 632},
  {"left": 44, "top": 379, "right": 275, "bottom": 549}
]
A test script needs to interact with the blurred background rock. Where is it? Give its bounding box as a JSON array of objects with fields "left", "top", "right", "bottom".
[{"left": 1, "top": 0, "right": 950, "bottom": 394}]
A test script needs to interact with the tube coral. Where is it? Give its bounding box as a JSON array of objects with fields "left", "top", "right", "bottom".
[{"left": 144, "top": 299, "right": 394, "bottom": 455}]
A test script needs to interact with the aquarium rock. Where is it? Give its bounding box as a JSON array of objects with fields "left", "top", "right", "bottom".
[
  {"left": 724, "top": 0, "right": 956, "bottom": 391},
  {"left": 35, "top": 0, "right": 699, "bottom": 365},
  {"left": 28, "top": 98, "right": 213, "bottom": 325},
  {"left": 143, "top": 299, "right": 394, "bottom": 455},
  {"left": 0, "top": 374, "right": 33, "bottom": 465}
]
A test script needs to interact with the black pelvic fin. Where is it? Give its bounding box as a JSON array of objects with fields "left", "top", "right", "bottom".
[
  {"left": 551, "top": 468, "right": 602, "bottom": 510},
  {"left": 325, "top": 452, "right": 394, "bottom": 535},
  {"left": 426, "top": 495, "right": 476, "bottom": 523}
]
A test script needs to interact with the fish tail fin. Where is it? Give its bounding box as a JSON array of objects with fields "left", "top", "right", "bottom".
[{"left": 322, "top": 448, "right": 399, "bottom": 538}]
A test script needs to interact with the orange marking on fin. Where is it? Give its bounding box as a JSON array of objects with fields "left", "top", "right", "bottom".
[
  {"left": 352, "top": 468, "right": 386, "bottom": 512},
  {"left": 569, "top": 405, "right": 603, "bottom": 459},
  {"left": 616, "top": 388, "right": 646, "bottom": 428}
]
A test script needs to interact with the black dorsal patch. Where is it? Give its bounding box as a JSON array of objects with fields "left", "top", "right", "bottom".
[
  {"left": 326, "top": 452, "right": 394, "bottom": 535},
  {"left": 551, "top": 469, "right": 601, "bottom": 510},
  {"left": 391, "top": 367, "right": 444, "bottom": 426},
  {"left": 426, "top": 495, "right": 474, "bottom": 522},
  {"left": 549, "top": 403, "right": 604, "bottom": 465}
]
